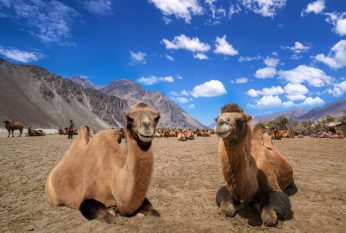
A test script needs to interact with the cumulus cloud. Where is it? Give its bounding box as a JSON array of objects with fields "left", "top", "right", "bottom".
[
  {"left": 264, "top": 57, "right": 279, "bottom": 67},
  {"left": 0, "top": 0, "right": 79, "bottom": 43},
  {"left": 278, "top": 65, "right": 332, "bottom": 87},
  {"left": 256, "top": 95, "right": 283, "bottom": 108},
  {"left": 325, "top": 12, "right": 346, "bottom": 36},
  {"left": 149, "top": 0, "right": 203, "bottom": 23},
  {"left": 130, "top": 51, "right": 147, "bottom": 64},
  {"left": 137, "top": 75, "right": 174, "bottom": 85},
  {"left": 284, "top": 83, "right": 308, "bottom": 101},
  {"left": 191, "top": 80, "right": 227, "bottom": 97},
  {"left": 162, "top": 34, "right": 210, "bottom": 53},
  {"left": 214, "top": 35, "right": 238, "bottom": 56},
  {"left": 232, "top": 77, "right": 248, "bottom": 84},
  {"left": 299, "top": 97, "right": 324, "bottom": 106},
  {"left": 176, "top": 97, "right": 192, "bottom": 104},
  {"left": 255, "top": 67, "right": 276, "bottom": 79},
  {"left": 301, "top": 0, "right": 325, "bottom": 16},
  {"left": 0, "top": 47, "right": 42, "bottom": 63},
  {"left": 83, "top": 0, "right": 113, "bottom": 15},
  {"left": 193, "top": 53, "right": 209, "bottom": 60},
  {"left": 286, "top": 42, "right": 310, "bottom": 53},
  {"left": 327, "top": 81, "right": 346, "bottom": 97},
  {"left": 247, "top": 86, "right": 284, "bottom": 97},
  {"left": 238, "top": 0, "right": 286, "bottom": 17},
  {"left": 315, "top": 40, "right": 346, "bottom": 69}
]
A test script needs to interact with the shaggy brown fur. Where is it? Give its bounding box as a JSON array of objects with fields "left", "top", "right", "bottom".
[
  {"left": 45, "top": 103, "right": 160, "bottom": 223},
  {"left": 27, "top": 127, "right": 45, "bottom": 136},
  {"left": 215, "top": 103, "right": 296, "bottom": 227},
  {"left": 4, "top": 120, "right": 23, "bottom": 137}
]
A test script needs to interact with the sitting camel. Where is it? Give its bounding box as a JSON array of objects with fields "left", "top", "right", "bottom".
[
  {"left": 27, "top": 127, "right": 45, "bottom": 136},
  {"left": 45, "top": 103, "right": 161, "bottom": 223},
  {"left": 4, "top": 120, "right": 23, "bottom": 137},
  {"left": 215, "top": 103, "right": 296, "bottom": 227}
]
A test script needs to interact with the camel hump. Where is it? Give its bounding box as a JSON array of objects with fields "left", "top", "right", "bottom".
[
  {"left": 221, "top": 103, "right": 244, "bottom": 113},
  {"left": 253, "top": 123, "right": 274, "bottom": 149}
]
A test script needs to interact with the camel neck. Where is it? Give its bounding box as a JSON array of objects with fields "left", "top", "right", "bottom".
[
  {"left": 116, "top": 131, "right": 153, "bottom": 215},
  {"left": 219, "top": 127, "right": 258, "bottom": 203}
]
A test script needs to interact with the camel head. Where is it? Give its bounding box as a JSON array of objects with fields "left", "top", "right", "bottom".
[
  {"left": 124, "top": 103, "right": 160, "bottom": 143},
  {"left": 215, "top": 103, "right": 252, "bottom": 140}
]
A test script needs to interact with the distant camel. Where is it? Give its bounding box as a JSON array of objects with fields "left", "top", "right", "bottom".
[
  {"left": 45, "top": 103, "right": 161, "bottom": 223},
  {"left": 4, "top": 120, "right": 23, "bottom": 137},
  {"left": 27, "top": 127, "right": 45, "bottom": 136},
  {"left": 215, "top": 103, "right": 296, "bottom": 227}
]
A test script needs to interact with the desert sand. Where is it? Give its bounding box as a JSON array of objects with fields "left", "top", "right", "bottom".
[{"left": 0, "top": 134, "right": 345, "bottom": 233}]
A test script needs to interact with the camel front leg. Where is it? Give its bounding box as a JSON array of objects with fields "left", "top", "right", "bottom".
[
  {"left": 11, "top": 130, "right": 14, "bottom": 137},
  {"left": 216, "top": 186, "right": 238, "bottom": 217},
  {"left": 136, "top": 198, "right": 160, "bottom": 217},
  {"left": 7, "top": 129, "right": 10, "bottom": 137},
  {"left": 260, "top": 191, "right": 292, "bottom": 227}
]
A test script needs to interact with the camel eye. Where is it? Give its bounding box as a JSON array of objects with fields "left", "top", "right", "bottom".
[
  {"left": 236, "top": 119, "right": 243, "bottom": 126},
  {"left": 214, "top": 117, "right": 219, "bottom": 122},
  {"left": 155, "top": 115, "right": 160, "bottom": 122}
]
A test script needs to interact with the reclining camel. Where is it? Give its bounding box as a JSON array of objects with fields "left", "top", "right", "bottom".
[
  {"left": 27, "top": 127, "right": 45, "bottom": 136},
  {"left": 4, "top": 120, "right": 24, "bottom": 137},
  {"left": 215, "top": 103, "right": 296, "bottom": 227},
  {"left": 45, "top": 103, "right": 161, "bottom": 223}
]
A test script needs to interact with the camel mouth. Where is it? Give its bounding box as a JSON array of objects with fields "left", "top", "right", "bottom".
[
  {"left": 216, "top": 129, "right": 231, "bottom": 138},
  {"left": 138, "top": 133, "right": 154, "bottom": 142}
]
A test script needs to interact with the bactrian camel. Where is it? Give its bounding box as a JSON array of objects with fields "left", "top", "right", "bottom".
[
  {"left": 215, "top": 103, "right": 297, "bottom": 227},
  {"left": 45, "top": 103, "right": 161, "bottom": 223},
  {"left": 3, "top": 120, "right": 23, "bottom": 137}
]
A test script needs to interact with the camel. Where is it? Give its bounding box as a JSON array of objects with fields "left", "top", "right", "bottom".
[
  {"left": 45, "top": 103, "right": 161, "bottom": 223},
  {"left": 27, "top": 127, "right": 45, "bottom": 136},
  {"left": 176, "top": 131, "right": 186, "bottom": 141},
  {"left": 215, "top": 103, "right": 296, "bottom": 227},
  {"left": 3, "top": 120, "right": 23, "bottom": 137}
]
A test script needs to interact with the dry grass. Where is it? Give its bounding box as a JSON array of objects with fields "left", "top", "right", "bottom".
[{"left": 0, "top": 134, "right": 345, "bottom": 233}]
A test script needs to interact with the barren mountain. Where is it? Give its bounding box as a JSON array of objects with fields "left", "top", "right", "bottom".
[{"left": 0, "top": 58, "right": 128, "bottom": 129}]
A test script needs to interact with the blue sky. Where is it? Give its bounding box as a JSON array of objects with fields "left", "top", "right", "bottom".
[{"left": 0, "top": 0, "right": 345, "bottom": 125}]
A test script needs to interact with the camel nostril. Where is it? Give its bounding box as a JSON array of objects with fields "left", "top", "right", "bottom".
[{"left": 142, "top": 121, "right": 151, "bottom": 129}]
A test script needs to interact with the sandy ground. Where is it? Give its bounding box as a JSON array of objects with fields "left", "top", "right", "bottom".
[{"left": 0, "top": 133, "right": 345, "bottom": 233}]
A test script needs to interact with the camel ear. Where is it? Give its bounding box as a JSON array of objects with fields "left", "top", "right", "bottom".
[{"left": 245, "top": 114, "right": 253, "bottom": 121}]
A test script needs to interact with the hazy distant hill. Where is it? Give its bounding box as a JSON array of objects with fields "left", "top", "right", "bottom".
[
  {"left": 254, "top": 97, "right": 346, "bottom": 122},
  {"left": 0, "top": 59, "right": 207, "bottom": 129}
]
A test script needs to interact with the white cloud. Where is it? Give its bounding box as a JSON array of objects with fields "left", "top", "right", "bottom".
[
  {"left": 301, "top": 0, "right": 325, "bottom": 16},
  {"left": 187, "top": 103, "right": 196, "bottom": 109},
  {"left": 327, "top": 81, "right": 346, "bottom": 97},
  {"left": 149, "top": 0, "right": 203, "bottom": 23},
  {"left": 238, "top": 55, "right": 262, "bottom": 62},
  {"left": 177, "top": 75, "right": 184, "bottom": 80},
  {"left": 170, "top": 91, "right": 179, "bottom": 96},
  {"left": 264, "top": 57, "right": 279, "bottom": 67},
  {"left": 137, "top": 75, "right": 174, "bottom": 85},
  {"left": 83, "top": 0, "right": 113, "bottom": 15},
  {"left": 326, "top": 12, "right": 346, "bottom": 36},
  {"left": 247, "top": 86, "right": 284, "bottom": 97},
  {"left": 229, "top": 3, "right": 242, "bottom": 18},
  {"left": 239, "top": 0, "right": 286, "bottom": 17},
  {"left": 191, "top": 80, "right": 227, "bottom": 97},
  {"left": 214, "top": 35, "right": 238, "bottom": 56},
  {"left": 205, "top": 0, "right": 227, "bottom": 25},
  {"left": 284, "top": 83, "right": 308, "bottom": 101},
  {"left": 232, "top": 77, "right": 248, "bottom": 84},
  {"left": 193, "top": 53, "right": 209, "bottom": 60},
  {"left": 256, "top": 95, "right": 283, "bottom": 108},
  {"left": 180, "top": 90, "right": 190, "bottom": 96},
  {"left": 166, "top": 54, "right": 175, "bottom": 61},
  {"left": 0, "top": 47, "right": 42, "bottom": 63},
  {"left": 0, "top": 0, "right": 79, "bottom": 43},
  {"left": 162, "top": 34, "right": 210, "bottom": 53},
  {"left": 255, "top": 67, "right": 276, "bottom": 79},
  {"left": 278, "top": 65, "right": 332, "bottom": 87},
  {"left": 176, "top": 97, "right": 192, "bottom": 104},
  {"left": 286, "top": 42, "right": 310, "bottom": 53},
  {"left": 299, "top": 97, "right": 324, "bottom": 106},
  {"left": 315, "top": 40, "right": 346, "bottom": 69},
  {"left": 130, "top": 51, "right": 147, "bottom": 64}
]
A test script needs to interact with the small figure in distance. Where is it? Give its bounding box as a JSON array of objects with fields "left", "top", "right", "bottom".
[{"left": 68, "top": 120, "right": 74, "bottom": 140}]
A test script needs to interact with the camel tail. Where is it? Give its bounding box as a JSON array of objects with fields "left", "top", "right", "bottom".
[{"left": 79, "top": 199, "right": 116, "bottom": 224}]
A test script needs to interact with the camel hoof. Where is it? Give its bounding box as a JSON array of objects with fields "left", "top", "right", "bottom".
[
  {"left": 102, "top": 214, "right": 116, "bottom": 224},
  {"left": 261, "top": 208, "right": 278, "bottom": 227},
  {"left": 148, "top": 208, "right": 160, "bottom": 217},
  {"left": 220, "top": 200, "right": 236, "bottom": 217}
]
